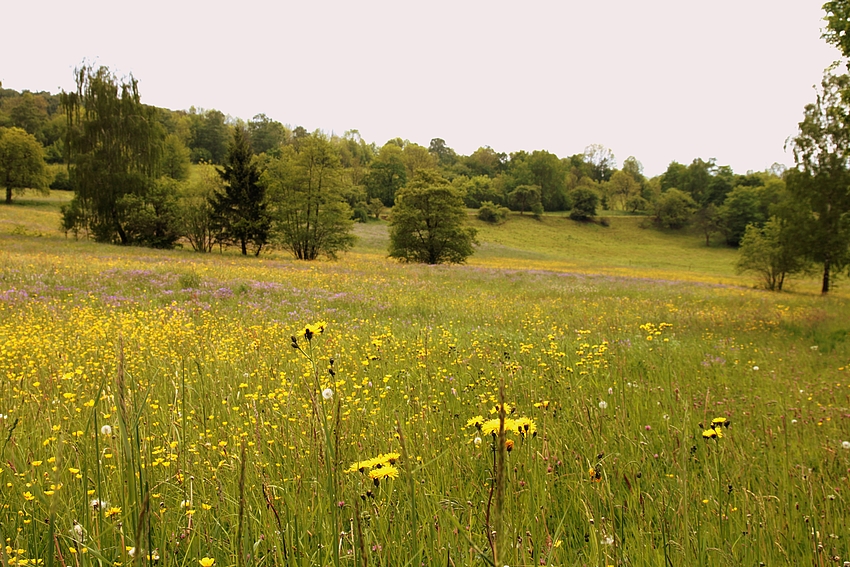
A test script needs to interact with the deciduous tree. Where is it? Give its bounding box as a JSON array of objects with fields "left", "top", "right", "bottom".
[{"left": 0, "top": 127, "right": 49, "bottom": 204}]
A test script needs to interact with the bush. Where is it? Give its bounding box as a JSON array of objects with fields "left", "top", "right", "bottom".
[
  {"left": 477, "top": 201, "right": 510, "bottom": 224},
  {"left": 653, "top": 188, "right": 697, "bottom": 229},
  {"left": 569, "top": 187, "right": 599, "bottom": 220}
]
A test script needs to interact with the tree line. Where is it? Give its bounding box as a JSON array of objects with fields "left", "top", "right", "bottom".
[{"left": 2, "top": 1, "right": 850, "bottom": 292}]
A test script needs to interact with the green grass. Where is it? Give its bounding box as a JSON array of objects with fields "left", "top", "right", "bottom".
[{"left": 1, "top": 197, "right": 849, "bottom": 567}]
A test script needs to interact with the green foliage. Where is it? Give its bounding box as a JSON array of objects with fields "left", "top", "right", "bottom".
[
  {"left": 736, "top": 217, "right": 808, "bottom": 290},
  {"left": 178, "top": 164, "right": 222, "bottom": 252},
  {"left": 161, "top": 134, "right": 191, "bottom": 181},
  {"left": 247, "top": 113, "right": 287, "bottom": 155},
  {"left": 389, "top": 169, "right": 477, "bottom": 264},
  {"left": 119, "top": 177, "right": 182, "bottom": 248},
  {"left": 823, "top": 0, "right": 850, "bottom": 59},
  {"left": 456, "top": 175, "right": 503, "bottom": 208},
  {"left": 263, "top": 133, "right": 355, "bottom": 260},
  {"left": 787, "top": 68, "right": 850, "bottom": 293},
  {"left": 719, "top": 185, "right": 766, "bottom": 246},
  {"left": 0, "top": 126, "right": 49, "bottom": 204},
  {"left": 583, "top": 143, "right": 616, "bottom": 182},
  {"left": 477, "top": 201, "right": 510, "bottom": 224},
  {"left": 508, "top": 184, "right": 542, "bottom": 216},
  {"left": 188, "top": 108, "right": 230, "bottom": 164},
  {"left": 569, "top": 186, "right": 599, "bottom": 221},
  {"left": 365, "top": 143, "right": 407, "bottom": 206},
  {"left": 210, "top": 127, "right": 270, "bottom": 256},
  {"left": 428, "top": 137, "right": 457, "bottom": 166},
  {"left": 653, "top": 188, "right": 697, "bottom": 229},
  {"left": 60, "top": 65, "right": 164, "bottom": 243}
]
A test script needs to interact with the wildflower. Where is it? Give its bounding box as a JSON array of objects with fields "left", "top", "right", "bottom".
[
  {"left": 533, "top": 400, "right": 550, "bottom": 410},
  {"left": 199, "top": 558, "right": 215, "bottom": 567},
  {"left": 711, "top": 417, "right": 730, "bottom": 430},
  {"left": 512, "top": 417, "right": 537, "bottom": 438},
  {"left": 100, "top": 424, "right": 112, "bottom": 435},
  {"left": 299, "top": 321, "right": 327, "bottom": 341},
  {"left": 70, "top": 521, "right": 84, "bottom": 543},
  {"left": 481, "top": 418, "right": 502, "bottom": 436},
  {"left": 752, "top": 366, "right": 759, "bottom": 371},
  {"left": 601, "top": 535, "right": 614, "bottom": 545},
  {"left": 369, "top": 464, "right": 399, "bottom": 483},
  {"left": 505, "top": 439, "right": 514, "bottom": 452},
  {"left": 23, "top": 491, "right": 35, "bottom": 501},
  {"left": 90, "top": 498, "right": 107, "bottom": 511},
  {"left": 589, "top": 466, "right": 602, "bottom": 482},
  {"left": 842, "top": 441, "right": 850, "bottom": 450},
  {"left": 473, "top": 436, "right": 482, "bottom": 446},
  {"left": 322, "top": 388, "right": 334, "bottom": 401},
  {"left": 105, "top": 506, "right": 122, "bottom": 519},
  {"left": 598, "top": 400, "right": 608, "bottom": 410},
  {"left": 702, "top": 429, "right": 718, "bottom": 440},
  {"left": 465, "top": 415, "right": 484, "bottom": 430}
]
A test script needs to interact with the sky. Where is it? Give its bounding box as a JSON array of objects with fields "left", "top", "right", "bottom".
[{"left": 0, "top": 0, "right": 840, "bottom": 176}]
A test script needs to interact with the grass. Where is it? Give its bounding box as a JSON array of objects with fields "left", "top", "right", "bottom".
[{"left": 1, "top": 197, "right": 849, "bottom": 566}]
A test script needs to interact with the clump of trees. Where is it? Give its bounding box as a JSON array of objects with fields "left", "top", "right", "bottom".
[{"left": 0, "top": 126, "right": 49, "bottom": 203}]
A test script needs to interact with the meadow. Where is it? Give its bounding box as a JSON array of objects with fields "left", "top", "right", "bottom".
[{"left": 1, "top": 193, "right": 850, "bottom": 567}]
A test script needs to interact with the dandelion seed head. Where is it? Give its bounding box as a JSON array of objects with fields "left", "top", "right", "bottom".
[
  {"left": 100, "top": 424, "right": 112, "bottom": 436},
  {"left": 322, "top": 388, "right": 334, "bottom": 400},
  {"left": 842, "top": 441, "right": 850, "bottom": 450},
  {"left": 598, "top": 400, "right": 608, "bottom": 410}
]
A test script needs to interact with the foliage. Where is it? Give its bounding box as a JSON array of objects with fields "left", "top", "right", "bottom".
[
  {"left": 179, "top": 164, "right": 223, "bottom": 252},
  {"left": 188, "top": 108, "right": 230, "bottom": 164},
  {"left": 736, "top": 217, "right": 808, "bottom": 290},
  {"left": 508, "top": 184, "right": 542, "bottom": 216},
  {"left": 0, "top": 126, "right": 49, "bottom": 204},
  {"left": 247, "top": 113, "right": 287, "bottom": 155},
  {"left": 477, "top": 200, "right": 510, "bottom": 224},
  {"left": 119, "top": 177, "right": 183, "bottom": 248},
  {"left": 389, "top": 169, "right": 477, "bottom": 264},
  {"left": 719, "top": 185, "right": 766, "bottom": 246},
  {"left": 263, "top": 133, "right": 355, "bottom": 260},
  {"left": 210, "top": 127, "right": 270, "bottom": 255},
  {"left": 787, "top": 68, "right": 850, "bottom": 293},
  {"left": 60, "top": 65, "right": 164, "bottom": 243},
  {"left": 653, "top": 188, "right": 697, "bottom": 229},
  {"left": 569, "top": 186, "right": 599, "bottom": 221},
  {"left": 161, "top": 133, "right": 191, "bottom": 181},
  {"left": 456, "top": 175, "right": 503, "bottom": 208},
  {"left": 365, "top": 142, "right": 407, "bottom": 206},
  {"left": 583, "top": 143, "right": 616, "bottom": 182},
  {"left": 605, "top": 169, "right": 641, "bottom": 210}
]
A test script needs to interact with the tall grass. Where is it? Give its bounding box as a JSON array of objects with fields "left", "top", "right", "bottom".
[{"left": 1, "top": 211, "right": 849, "bottom": 565}]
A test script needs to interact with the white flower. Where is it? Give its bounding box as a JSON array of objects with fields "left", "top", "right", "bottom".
[
  {"left": 474, "top": 436, "right": 482, "bottom": 446},
  {"left": 607, "top": 387, "right": 613, "bottom": 395},
  {"left": 70, "top": 521, "right": 84, "bottom": 543},
  {"left": 598, "top": 400, "right": 608, "bottom": 410},
  {"left": 791, "top": 419, "right": 798, "bottom": 424},
  {"left": 842, "top": 441, "right": 850, "bottom": 450},
  {"left": 322, "top": 388, "right": 334, "bottom": 400},
  {"left": 90, "top": 498, "right": 108, "bottom": 510},
  {"left": 752, "top": 366, "right": 759, "bottom": 371},
  {"left": 101, "top": 424, "right": 113, "bottom": 436},
  {"left": 127, "top": 547, "right": 136, "bottom": 558},
  {"left": 601, "top": 535, "right": 614, "bottom": 545}
]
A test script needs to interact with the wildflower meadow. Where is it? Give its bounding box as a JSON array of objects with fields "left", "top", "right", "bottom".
[{"left": 2, "top": 215, "right": 850, "bottom": 566}]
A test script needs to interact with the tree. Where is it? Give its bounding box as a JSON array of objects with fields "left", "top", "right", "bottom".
[
  {"left": 653, "top": 188, "right": 696, "bottom": 229},
  {"left": 248, "top": 113, "right": 287, "bottom": 155},
  {"left": 583, "top": 144, "right": 616, "bottom": 182},
  {"left": 179, "top": 163, "right": 222, "bottom": 252},
  {"left": 365, "top": 143, "right": 407, "bottom": 206},
  {"left": 161, "top": 134, "right": 191, "bottom": 180},
  {"left": 0, "top": 127, "right": 49, "bottom": 204},
  {"left": 736, "top": 217, "right": 808, "bottom": 291},
  {"left": 787, "top": 68, "right": 850, "bottom": 293},
  {"left": 389, "top": 169, "right": 477, "bottom": 264},
  {"left": 210, "top": 127, "right": 270, "bottom": 255},
  {"left": 694, "top": 202, "right": 721, "bottom": 246},
  {"left": 263, "top": 133, "right": 355, "bottom": 260},
  {"left": 60, "top": 65, "right": 164, "bottom": 243},
  {"left": 606, "top": 170, "right": 641, "bottom": 210},
  {"left": 569, "top": 187, "right": 599, "bottom": 220},
  {"left": 508, "top": 184, "right": 542, "bottom": 216},
  {"left": 719, "top": 185, "right": 765, "bottom": 246},
  {"left": 429, "top": 138, "right": 457, "bottom": 166},
  {"left": 188, "top": 108, "right": 230, "bottom": 163},
  {"left": 477, "top": 201, "right": 510, "bottom": 224}
]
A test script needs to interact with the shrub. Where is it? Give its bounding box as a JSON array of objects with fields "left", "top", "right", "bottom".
[{"left": 477, "top": 201, "right": 510, "bottom": 224}]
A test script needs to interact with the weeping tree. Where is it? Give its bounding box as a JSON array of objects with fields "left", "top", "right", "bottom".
[{"left": 61, "top": 65, "right": 164, "bottom": 243}]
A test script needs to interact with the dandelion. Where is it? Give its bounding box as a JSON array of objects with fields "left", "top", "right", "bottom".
[
  {"left": 598, "top": 400, "right": 608, "bottom": 410},
  {"left": 474, "top": 436, "right": 482, "bottom": 446},
  {"left": 465, "top": 415, "right": 484, "bottom": 430},
  {"left": 505, "top": 439, "right": 514, "bottom": 452},
  {"left": 512, "top": 417, "right": 537, "bottom": 437},
  {"left": 299, "top": 321, "right": 327, "bottom": 341},
  {"left": 70, "top": 521, "right": 84, "bottom": 543},
  {"left": 369, "top": 464, "right": 399, "bottom": 483},
  {"left": 752, "top": 366, "right": 759, "bottom": 371},
  {"left": 100, "top": 424, "right": 112, "bottom": 435},
  {"left": 601, "top": 535, "right": 614, "bottom": 545},
  {"left": 199, "top": 558, "right": 215, "bottom": 567},
  {"left": 322, "top": 388, "right": 334, "bottom": 400},
  {"left": 105, "top": 506, "right": 122, "bottom": 519},
  {"left": 90, "top": 498, "right": 108, "bottom": 511},
  {"left": 842, "top": 441, "right": 850, "bottom": 450},
  {"left": 702, "top": 429, "right": 718, "bottom": 440}
]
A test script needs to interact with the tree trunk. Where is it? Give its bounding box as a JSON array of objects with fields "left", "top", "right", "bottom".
[
  {"left": 822, "top": 257, "right": 831, "bottom": 294},
  {"left": 241, "top": 238, "right": 247, "bottom": 256},
  {"left": 5, "top": 186, "right": 11, "bottom": 204}
]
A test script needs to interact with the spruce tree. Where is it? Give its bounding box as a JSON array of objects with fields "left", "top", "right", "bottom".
[{"left": 210, "top": 127, "right": 270, "bottom": 255}]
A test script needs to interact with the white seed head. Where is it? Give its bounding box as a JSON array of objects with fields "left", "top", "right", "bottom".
[{"left": 322, "top": 388, "right": 334, "bottom": 400}]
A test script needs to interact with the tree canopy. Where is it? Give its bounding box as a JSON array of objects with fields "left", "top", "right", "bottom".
[{"left": 0, "top": 127, "right": 49, "bottom": 204}]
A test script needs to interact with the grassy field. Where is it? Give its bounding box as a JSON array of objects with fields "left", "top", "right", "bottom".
[{"left": 1, "top": 194, "right": 850, "bottom": 566}]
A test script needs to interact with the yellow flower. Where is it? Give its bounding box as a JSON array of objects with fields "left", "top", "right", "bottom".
[
  {"left": 512, "top": 417, "right": 537, "bottom": 438},
  {"left": 105, "top": 506, "right": 122, "bottom": 519},
  {"left": 23, "top": 491, "right": 35, "bottom": 501},
  {"left": 199, "top": 558, "right": 215, "bottom": 567},
  {"left": 711, "top": 417, "right": 730, "bottom": 430},
  {"left": 702, "top": 429, "right": 717, "bottom": 440},
  {"left": 368, "top": 464, "right": 399, "bottom": 481},
  {"left": 298, "top": 321, "right": 327, "bottom": 341},
  {"left": 465, "top": 416, "right": 484, "bottom": 430}
]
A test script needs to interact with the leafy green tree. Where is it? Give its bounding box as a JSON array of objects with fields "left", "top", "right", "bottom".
[
  {"left": 248, "top": 113, "right": 288, "bottom": 155},
  {"left": 606, "top": 170, "right": 641, "bottom": 210},
  {"left": 161, "top": 134, "right": 191, "bottom": 180},
  {"left": 787, "top": 68, "right": 850, "bottom": 293},
  {"left": 402, "top": 142, "right": 437, "bottom": 177},
  {"left": 455, "top": 175, "right": 504, "bottom": 208},
  {"left": 653, "top": 188, "right": 697, "bottom": 229},
  {"left": 7, "top": 92, "right": 48, "bottom": 143},
  {"left": 823, "top": 1, "right": 850, "bottom": 59},
  {"left": 60, "top": 65, "right": 164, "bottom": 243},
  {"left": 0, "top": 127, "right": 49, "bottom": 204},
  {"left": 569, "top": 187, "right": 599, "bottom": 220},
  {"left": 736, "top": 217, "right": 808, "bottom": 291},
  {"left": 694, "top": 202, "right": 722, "bottom": 246},
  {"left": 179, "top": 163, "right": 222, "bottom": 252},
  {"left": 463, "top": 146, "right": 506, "bottom": 178},
  {"left": 210, "top": 127, "right": 270, "bottom": 255},
  {"left": 508, "top": 184, "right": 542, "bottom": 216},
  {"left": 263, "top": 133, "right": 355, "bottom": 260},
  {"left": 719, "top": 185, "right": 766, "bottom": 246},
  {"left": 188, "top": 108, "right": 230, "bottom": 163},
  {"left": 119, "top": 177, "right": 182, "bottom": 248},
  {"left": 429, "top": 138, "right": 457, "bottom": 166},
  {"left": 389, "top": 169, "right": 477, "bottom": 264},
  {"left": 365, "top": 143, "right": 407, "bottom": 206}
]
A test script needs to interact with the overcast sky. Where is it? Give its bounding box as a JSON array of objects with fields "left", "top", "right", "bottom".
[{"left": 0, "top": 0, "right": 840, "bottom": 176}]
